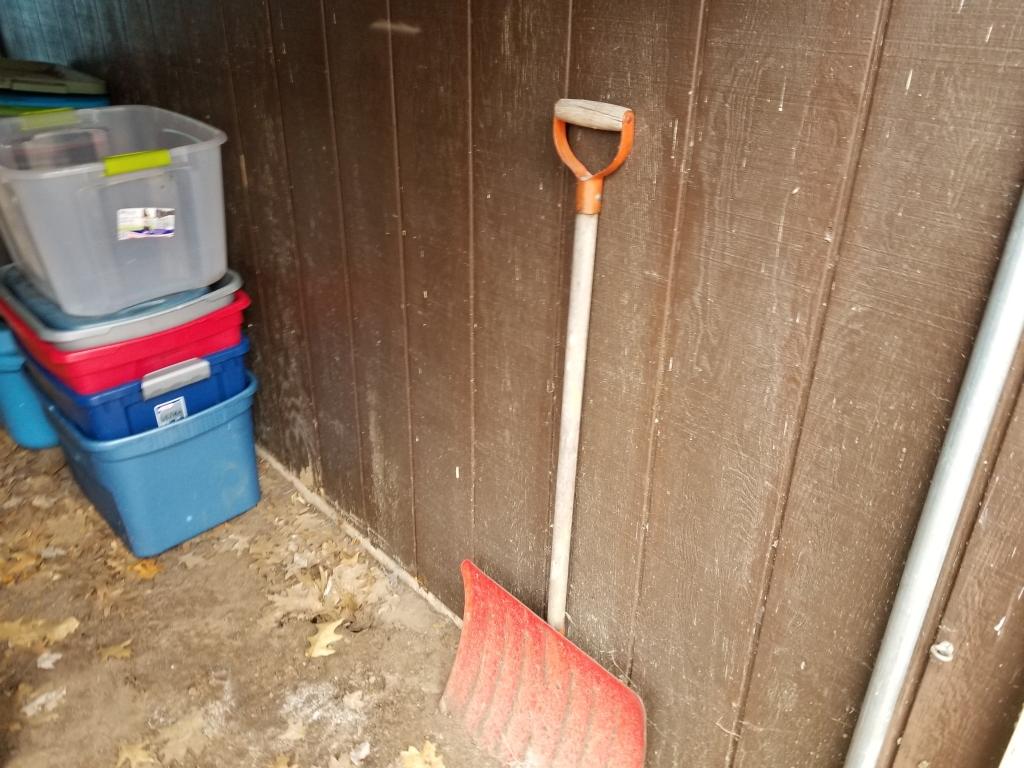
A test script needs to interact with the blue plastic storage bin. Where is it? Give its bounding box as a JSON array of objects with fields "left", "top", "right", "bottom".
[
  {"left": 27, "top": 337, "right": 249, "bottom": 440},
  {"left": 47, "top": 374, "right": 260, "bottom": 557},
  {"left": 0, "top": 321, "right": 57, "bottom": 449}
]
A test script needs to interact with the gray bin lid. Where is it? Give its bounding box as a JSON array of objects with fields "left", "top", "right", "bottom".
[{"left": 0, "top": 266, "right": 242, "bottom": 351}]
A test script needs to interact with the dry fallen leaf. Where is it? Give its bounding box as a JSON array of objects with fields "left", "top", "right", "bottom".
[
  {"left": 104, "top": 541, "right": 136, "bottom": 575},
  {"left": 42, "top": 508, "right": 91, "bottom": 546},
  {"left": 248, "top": 536, "right": 277, "bottom": 559},
  {"left": 341, "top": 552, "right": 360, "bottom": 567},
  {"left": 90, "top": 584, "right": 125, "bottom": 617},
  {"left": 14, "top": 682, "right": 34, "bottom": 704},
  {"left": 278, "top": 719, "right": 306, "bottom": 742},
  {"left": 322, "top": 757, "right": 353, "bottom": 768},
  {"left": 400, "top": 741, "right": 445, "bottom": 768},
  {"left": 224, "top": 533, "right": 251, "bottom": 555},
  {"left": 269, "top": 583, "right": 323, "bottom": 619},
  {"left": 130, "top": 559, "right": 162, "bottom": 580},
  {"left": 178, "top": 552, "right": 208, "bottom": 570},
  {"left": 155, "top": 708, "right": 208, "bottom": 764},
  {"left": 100, "top": 638, "right": 133, "bottom": 661},
  {"left": 21, "top": 686, "right": 66, "bottom": 718},
  {"left": 349, "top": 741, "right": 370, "bottom": 765},
  {"left": 305, "top": 618, "right": 347, "bottom": 658},
  {"left": 115, "top": 741, "right": 159, "bottom": 767},
  {"left": 342, "top": 690, "right": 365, "bottom": 711},
  {"left": 36, "top": 650, "right": 62, "bottom": 669},
  {"left": 0, "top": 616, "right": 79, "bottom": 648},
  {"left": 29, "top": 494, "right": 56, "bottom": 509},
  {"left": 0, "top": 551, "right": 40, "bottom": 583}
]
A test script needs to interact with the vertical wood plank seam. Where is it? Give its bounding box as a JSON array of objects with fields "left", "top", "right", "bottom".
[
  {"left": 544, "top": 0, "right": 575, "bottom": 619},
  {"left": 113, "top": 1, "right": 135, "bottom": 88},
  {"left": 143, "top": 0, "right": 167, "bottom": 100},
  {"left": 70, "top": 0, "right": 89, "bottom": 63},
  {"left": 384, "top": 0, "right": 419, "bottom": 572},
  {"left": 34, "top": 1, "right": 66, "bottom": 63},
  {"left": 467, "top": 0, "right": 477, "bottom": 560},
  {"left": 215, "top": 0, "right": 284, "bottom": 431},
  {"left": 891, "top": 372, "right": 1024, "bottom": 766},
  {"left": 724, "top": 1, "right": 897, "bottom": 762},
  {"left": 263, "top": 0, "right": 326, "bottom": 487},
  {"left": 29, "top": 3, "right": 50, "bottom": 61},
  {"left": 622, "top": 0, "right": 712, "bottom": 679},
  {"left": 69, "top": 0, "right": 89, "bottom": 61},
  {"left": 95, "top": 0, "right": 117, "bottom": 65},
  {"left": 318, "top": 0, "right": 369, "bottom": 521}
]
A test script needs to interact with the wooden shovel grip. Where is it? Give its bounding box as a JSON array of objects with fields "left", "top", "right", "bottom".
[{"left": 554, "top": 98, "right": 631, "bottom": 131}]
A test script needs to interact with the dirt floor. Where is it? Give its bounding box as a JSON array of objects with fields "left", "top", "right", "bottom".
[{"left": 0, "top": 432, "right": 503, "bottom": 768}]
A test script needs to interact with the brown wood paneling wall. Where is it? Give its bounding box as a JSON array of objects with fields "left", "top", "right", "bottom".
[
  {"left": 470, "top": 0, "right": 571, "bottom": 614},
  {"left": 389, "top": 0, "right": 475, "bottom": 609},
  {"left": 735, "top": 0, "right": 1024, "bottom": 763},
  {"left": 3, "top": 2, "right": 1023, "bottom": 765},
  {"left": 325, "top": 0, "right": 415, "bottom": 562},
  {"left": 268, "top": 0, "right": 364, "bottom": 515},
  {"left": 222, "top": 0, "right": 323, "bottom": 484},
  {"left": 629, "top": 1, "right": 894, "bottom": 762}
]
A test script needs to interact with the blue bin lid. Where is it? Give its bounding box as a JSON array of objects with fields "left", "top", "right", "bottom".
[
  {"left": 0, "top": 320, "right": 23, "bottom": 371},
  {"left": 0, "top": 91, "right": 111, "bottom": 110},
  {"left": 30, "top": 336, "right": 250, "bottom": 408},
  {"left": 48, "top": 372, "right": 259, "bottom": 460},
  {"left": 0, "top": 318, "right": 18, "bottom": 356},
  {"left": 4, "top": 266, "right": 209, "bottom": 331}
]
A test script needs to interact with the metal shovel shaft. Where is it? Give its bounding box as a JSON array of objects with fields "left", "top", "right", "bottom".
[{"left": 548, "top": 211, "right": 599, "bottom": 633}]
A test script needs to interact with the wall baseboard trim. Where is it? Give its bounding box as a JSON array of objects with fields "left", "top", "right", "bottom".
[{"left": 256, "top": 445, "right": 462, "bottom": 628}]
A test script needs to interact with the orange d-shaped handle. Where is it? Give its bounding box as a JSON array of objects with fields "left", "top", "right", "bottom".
[{"left": 553, "top": 98, "right": 635, "bottom": 214}]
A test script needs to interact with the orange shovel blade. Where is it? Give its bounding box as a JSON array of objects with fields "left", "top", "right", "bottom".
[{"left": 441, "top": 561, "right": 646, "bottom": 768}]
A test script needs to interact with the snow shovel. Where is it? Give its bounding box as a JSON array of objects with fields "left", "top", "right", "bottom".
[{"left": 442, "top": 99, "right": 644, "bottom": 768}]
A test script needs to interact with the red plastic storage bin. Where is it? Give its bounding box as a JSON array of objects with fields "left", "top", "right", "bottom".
[{"left": 0, "top": 291, "right": 250, "bottom": 395}]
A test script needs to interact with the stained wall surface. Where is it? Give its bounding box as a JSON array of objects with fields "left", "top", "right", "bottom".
[{"left": 4, "top": 2, "right": 1023, "bottom": 765}]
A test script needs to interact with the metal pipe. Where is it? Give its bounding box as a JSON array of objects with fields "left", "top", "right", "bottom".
[
  {"left": 999, "top": 704, "right": 1024, "bottom": 768},
  {"left": 547, "top": 211, "right": 599, "bottom": 633},
  {"left": 844, "top": 191, "right": 1024, "bottom": 768}
]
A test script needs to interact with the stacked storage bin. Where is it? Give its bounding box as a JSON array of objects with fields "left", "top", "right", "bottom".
[
  {"left": 0, "top": 58, "right": 109, "bottom": 268},
  {"left": 0, "top": 57, "right": 110, "bottom": 117},
  {"left": 0, "top": 317, "right": 57, "bottom": 449},
  {"left": 0, "top": 103, "right": 261, "bottom": 557}
]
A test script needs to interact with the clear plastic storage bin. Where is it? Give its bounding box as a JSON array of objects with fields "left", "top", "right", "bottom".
[{"left": 0, "top": 106, "right": 227, "bottom": 316}]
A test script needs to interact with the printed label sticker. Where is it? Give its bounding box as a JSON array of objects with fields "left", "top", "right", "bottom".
[
  {"left": 117, "top": 207, "right": 175, "bottom": 240},
  {"left": 154, "top": 396, "right": 188, "bottom": 427}
]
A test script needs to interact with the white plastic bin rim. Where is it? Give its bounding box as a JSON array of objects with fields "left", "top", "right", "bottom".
[{"left": 0, "top": 105, "right": 227, "bottom": 178}]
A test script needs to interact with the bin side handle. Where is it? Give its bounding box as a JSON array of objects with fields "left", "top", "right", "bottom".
[
  {"left": 103, "top": 149, "right": 172, "bottom": 176},
  {"left": 141, "top": 358, "right": 211, "bottom": 400},
  {"left": 18, "top": 108, "right": 79, "bottom": 131}
]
